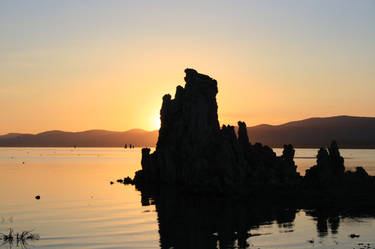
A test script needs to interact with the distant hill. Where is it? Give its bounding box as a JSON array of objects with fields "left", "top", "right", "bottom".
[
  {"left": 0, "top": 129, "right": 158, "bottom": 147},
  {"left": 1, "top": 116, "right": 374, "bottom": 148},
  {"left": 246, "top": 116, "right": 375, "bottom": 148}
]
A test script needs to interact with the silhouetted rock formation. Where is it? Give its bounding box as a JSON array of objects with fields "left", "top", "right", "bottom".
[
  {"left": 304, "top": 141, "right": 345, "bottom": 186},
  {"left": 133, "top": 69, "right": 374, "bottom": 195},
  {"left": 304, "top": 140, "right": 374, "bottom": 188},
  {"left": 138, "top": 69, "right": 300, "bottom": 191},
  {"left": 142, "top": 69, "right": 221, "bottom": 186},
  {"left": 118, "top": 69, "right": 375, "bottom": 249}
]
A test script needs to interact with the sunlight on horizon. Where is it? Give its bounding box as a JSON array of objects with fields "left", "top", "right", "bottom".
[
  {"left": 151, "top": 113, "right": 161, "bottom": 130},
  {"left": 0, "top": 1, "right": 374, "bottom": 133}
]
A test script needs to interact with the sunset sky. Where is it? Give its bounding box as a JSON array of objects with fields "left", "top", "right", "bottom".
[{"left": 1, "top": 0, "right": 374, "bottom": 134}]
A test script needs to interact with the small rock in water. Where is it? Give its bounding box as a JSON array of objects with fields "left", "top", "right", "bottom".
[
  {"left": 123, "top": 176, "right": 133, "bottom": 184},
  {"left": 110, "top": 181, "right": 114, "bottom": 185},
  {"left": 349, "top": 233, "right": 360, "bottom": 238},
  {"left": 117, "top": 179, "right": 123, "bottom": 183},
  {"left": 35, "top": 195, "right": 40, "bottom": 200}
]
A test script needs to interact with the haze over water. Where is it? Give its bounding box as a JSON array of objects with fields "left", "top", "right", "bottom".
[{"left": 0, "top": 147, "right": 374, "bottom": 249}]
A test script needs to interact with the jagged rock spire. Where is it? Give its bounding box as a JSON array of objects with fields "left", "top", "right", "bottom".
[{"left": 139, "top": 69, "right": 300, "bottom": 189}]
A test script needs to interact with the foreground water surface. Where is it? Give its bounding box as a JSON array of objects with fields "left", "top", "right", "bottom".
[{"left": 0, "top": 147, "right": 374, "bottom": 249}]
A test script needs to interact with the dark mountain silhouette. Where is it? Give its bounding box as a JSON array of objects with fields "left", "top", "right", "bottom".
[
  {"left": 0, "top": 129, "right": 158, "bottom": 147},
  {"left": 246, "top": 115, "right": 375, "bottom": 149},
  {"left": 0, "top": 115, "right": 374, "bottom": 148}
]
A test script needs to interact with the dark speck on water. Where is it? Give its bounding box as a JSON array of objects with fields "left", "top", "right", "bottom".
[
  {"left": 35, "top": 195, "right": 40, "bottom": 200},
  {"left": 350, "top": 234, "right": 360, "bottom": 238}
]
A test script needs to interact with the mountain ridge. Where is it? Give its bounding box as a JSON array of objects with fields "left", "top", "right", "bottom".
[
  {"left": 246, "top": 115, "right": 375, "bottom": 148},
  {"left": 1, "top": 115, "right": 374, "bottom": 148}
]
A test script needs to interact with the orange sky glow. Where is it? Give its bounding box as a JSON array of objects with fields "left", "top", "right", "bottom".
[{"left": 1, "top": 1, "right": 374, "bottom": 134}]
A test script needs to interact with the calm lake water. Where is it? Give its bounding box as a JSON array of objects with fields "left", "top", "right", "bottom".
[{"left": 0, "top": 147, "right": 374, "bottom": 249}]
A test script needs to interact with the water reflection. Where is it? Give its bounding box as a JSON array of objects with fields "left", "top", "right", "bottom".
[
  {"left": 137, "top": 186, "right": 375, "bottom": 249},
  {"left": 306, "top": 208, "right": 375, "bottom": 239},
  {"left": 306, "top": 209, "right": 341, "bottom": 237}
]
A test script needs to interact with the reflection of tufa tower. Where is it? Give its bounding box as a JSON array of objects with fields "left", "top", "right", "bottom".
[{"left": 139, "top": 188, "right": 296, "bottom": 249}]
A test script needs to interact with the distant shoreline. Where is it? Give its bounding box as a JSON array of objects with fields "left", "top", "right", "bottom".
[{"left": 1, "top": 146, "right": 374, "bottom": 149}]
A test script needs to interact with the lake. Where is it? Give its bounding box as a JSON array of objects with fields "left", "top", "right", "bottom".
[{"left": 0, "top": 147, "right": 374, "bottom": 249}]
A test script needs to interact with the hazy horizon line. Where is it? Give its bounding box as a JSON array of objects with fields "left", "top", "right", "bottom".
[{"left": 1, "top": 114, "right": 374, "bottom": 136}]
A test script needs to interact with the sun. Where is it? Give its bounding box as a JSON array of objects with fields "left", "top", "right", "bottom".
[{"left": 152, "top": 113, "right": 161, "bottom": 130}]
